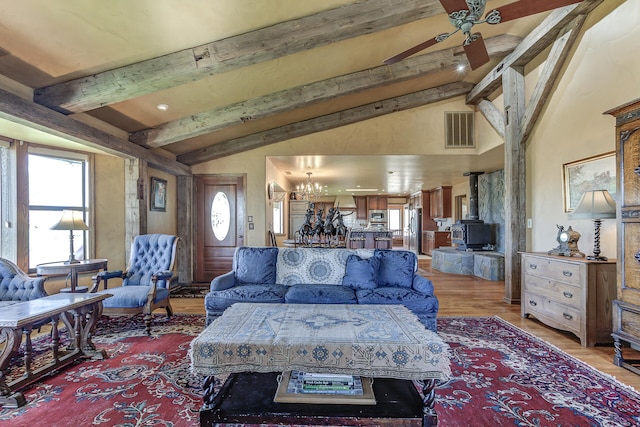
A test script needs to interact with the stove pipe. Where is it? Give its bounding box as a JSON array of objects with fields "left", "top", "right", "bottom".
[{"left": 464, "top": 172, "right": 484, "bottom": 220}]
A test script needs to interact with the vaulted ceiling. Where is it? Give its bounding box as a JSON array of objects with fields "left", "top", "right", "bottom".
[{"left": 0, "top": 0, "right": 610, "bottom": 194}]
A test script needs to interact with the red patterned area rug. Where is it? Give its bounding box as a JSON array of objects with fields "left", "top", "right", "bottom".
[{"left": 1, "top": 315, "right": 639, "bottom": 427}]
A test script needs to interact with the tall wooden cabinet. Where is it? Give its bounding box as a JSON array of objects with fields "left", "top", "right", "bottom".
[{"left": 607, "top": 99, "right": 640, "bottom": 374}]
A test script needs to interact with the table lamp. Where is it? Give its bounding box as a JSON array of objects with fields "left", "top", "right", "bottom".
[
  {"left": 50, "top": 210, "right": 89, "bottom": 264},
  {"left": 569, "top": 189, "right": 616, "bottom": 261}
]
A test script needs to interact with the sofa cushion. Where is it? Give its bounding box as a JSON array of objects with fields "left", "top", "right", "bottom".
[
  {"left": 285, "top": 284, "right": 357, "bottom": 304},
  {"left": 341, "top": 254, "right": 379, "bottom": 290},
  {"left": 374, "top": 250, "right": 415, "bottom": 288},
  {"left": 101, "top": 286, "right": 169, "bottom": 309},
  {"left": 235, "top": 247, "right": 278, "bottom": 285},
  {"left": 205, "top": 284, "right": 288, "bottom": 313},
  {"left": 276, "top": 248, "right": 374, "bottom": 286},
  {"left": 356, "top": 287, "right": 439, "bottom": 315}
]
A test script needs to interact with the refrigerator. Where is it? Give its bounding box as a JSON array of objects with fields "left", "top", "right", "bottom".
[{"left": 405, "top": 205, "right": 422, "bottom": 254}]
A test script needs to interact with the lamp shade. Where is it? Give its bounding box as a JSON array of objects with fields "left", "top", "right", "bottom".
[
  {"left": 569, "top": 189, "right": 616, "bottom": 220},
  {"left": 50, "top": 210, "right": 90, "bottom": 231}
]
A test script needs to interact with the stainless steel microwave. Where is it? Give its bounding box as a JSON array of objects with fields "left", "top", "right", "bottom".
[{"left": 369, "top": 210, "right": 387, "bottom": 223}]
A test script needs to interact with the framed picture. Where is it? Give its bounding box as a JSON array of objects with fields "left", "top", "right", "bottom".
[
  {"left": 150, "top": 177, "right": 167, "bottom": 212},
  {"left": 563, "top": 152, "right": 616, "bottom": 212}
]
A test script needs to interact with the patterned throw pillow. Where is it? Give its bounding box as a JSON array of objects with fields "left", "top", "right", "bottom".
[{"left": 341, "top": 254, "right": 380, "bottom": 290}]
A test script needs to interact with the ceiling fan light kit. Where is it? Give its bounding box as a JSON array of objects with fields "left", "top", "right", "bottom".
[{"left": 384, "top": 0, "right": 585, "bottom": 69}]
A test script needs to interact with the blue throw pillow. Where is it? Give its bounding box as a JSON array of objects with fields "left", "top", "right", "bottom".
[
  {"left": 375, "top": 250, "right": 415, "bottom": 288},
  {"left": 235, "top": 247, "right": 278, "bottom": 284},
  {"left": 342, "top": 254, "right": 379, "bottom": 290}
]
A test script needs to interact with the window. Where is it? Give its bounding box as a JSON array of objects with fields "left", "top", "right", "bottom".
[
  {"left": 28, "top": 151, "right": 90, "bottom": 268},
  {"left": 388, "top": 207, "right": 402, "bottom": 232},
  {"left": 272, "top": 200, "right": 284, "bottom": 234}
]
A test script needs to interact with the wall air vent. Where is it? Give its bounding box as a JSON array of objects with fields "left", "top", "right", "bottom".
[{"left": 445, "top": 111, "right": 475, "bottom": 148}]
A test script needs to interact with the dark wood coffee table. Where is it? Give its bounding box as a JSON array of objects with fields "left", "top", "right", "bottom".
[{"left": 191, "top": 303, "right": 450, "bottom": 426}]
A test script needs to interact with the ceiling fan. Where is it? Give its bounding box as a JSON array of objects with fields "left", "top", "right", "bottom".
[{"left": 383, "top": 0, "right": 584, "bottom": 70}]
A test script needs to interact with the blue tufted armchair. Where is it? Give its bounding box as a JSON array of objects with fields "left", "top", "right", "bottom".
[
  {"left": 91, "top": 234, "right": 179, "bottom": 335},
  {"left": 0, "top": 257, "right": 48, "bottom": 308}
]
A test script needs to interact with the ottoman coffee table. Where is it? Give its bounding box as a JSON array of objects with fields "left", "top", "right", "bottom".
[{"left": 190, "top": 303, "right": 450, "bottom": 426}]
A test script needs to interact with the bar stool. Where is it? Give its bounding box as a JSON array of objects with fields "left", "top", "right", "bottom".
[
  {"left": 347, "top": 230, "right": 366, "bottom": 249},
  {"left": 374, "top": 233, "right": 392, "bottom": 249}
]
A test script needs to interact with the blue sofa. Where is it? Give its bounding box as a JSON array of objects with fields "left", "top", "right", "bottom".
[{"left": 204, "top": 247, "right": 439, "bottom": 332}]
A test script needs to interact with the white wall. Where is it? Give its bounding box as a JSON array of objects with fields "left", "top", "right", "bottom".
[{"left": 527, "top": 0, "right": 639, "bottom": 258}]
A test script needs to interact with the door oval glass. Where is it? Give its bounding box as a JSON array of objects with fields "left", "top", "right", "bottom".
[{"left": 211, "top": 191, "right": 230, "bottom": 241}]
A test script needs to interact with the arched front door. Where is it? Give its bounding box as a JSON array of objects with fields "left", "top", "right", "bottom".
[{"left": 195, "top": 175, "right": 245, "bottom": 282}]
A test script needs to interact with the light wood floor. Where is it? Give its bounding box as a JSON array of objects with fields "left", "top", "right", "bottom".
[{"left": 171, "top": 259, "right": 640, "bottom": 392}]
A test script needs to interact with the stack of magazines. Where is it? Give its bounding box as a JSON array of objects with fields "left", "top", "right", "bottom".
[{"left": 286, "top": 371, "right": 364, "bottom": 395}]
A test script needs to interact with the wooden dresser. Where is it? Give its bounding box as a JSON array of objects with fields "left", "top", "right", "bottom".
[
  {"left": 607, "top": 99, "right": 640, "bottom": 374},
  {"left": 520, "top": 252, "right": 616, "bottom": 347}
]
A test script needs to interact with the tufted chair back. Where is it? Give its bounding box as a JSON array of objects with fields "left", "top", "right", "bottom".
[
  {"left": 123, "top": 234, "right": 178, "bottom": 288},
  {"left": 0, "top": 257, "right": 48, "bottom": 302}
]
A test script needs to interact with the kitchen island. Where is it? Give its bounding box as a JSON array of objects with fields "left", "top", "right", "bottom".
[{"left": 347, "top": 229, "right": 393, "bottom": 249}]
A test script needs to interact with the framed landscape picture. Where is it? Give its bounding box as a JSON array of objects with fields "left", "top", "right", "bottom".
[
  {"left": 563, "top": 152, "right": 616, "bottom": 212},
  {"left": 150, "top": 177, "right": 167, "bottom": 212}
]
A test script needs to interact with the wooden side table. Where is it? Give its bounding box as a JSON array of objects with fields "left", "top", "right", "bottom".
[{"left": 36, "top": 259, "right": 108, "bottom": 293}]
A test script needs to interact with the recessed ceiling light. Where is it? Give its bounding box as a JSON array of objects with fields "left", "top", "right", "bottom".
[
  {"left": 156, "top": 103, "right": 170, "bottom": 111},
  {"left": 345, "top": 188, "right": 378, "bottom": 192},
  {"left": 457, "top": 64, "right": 466, "bottom": 73}
]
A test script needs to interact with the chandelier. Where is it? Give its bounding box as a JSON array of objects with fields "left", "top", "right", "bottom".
[{"left": 296, "top": 172, "right": 322, "bottom": 201}]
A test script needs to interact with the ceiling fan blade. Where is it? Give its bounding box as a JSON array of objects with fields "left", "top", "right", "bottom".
[
  {"left": 383, "top": 37, "right": 441, "bottom": 65},
  {"left": 463, "top": 33, "right": 490, "bottom": 70},
  {"left": 439, "top": 0, "right": 470, "bottom": 15},
  {"left": 490, "top": 0, "right": 584, "bottom": 23}
]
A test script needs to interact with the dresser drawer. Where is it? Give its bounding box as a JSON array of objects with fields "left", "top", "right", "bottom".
[
  {"left": 523, "top": 275, "right": 582, "bottom": 310},
  {"left": 523, "top": 291, "right": 582, "bottom": 331},
  {"left": 522, "top": 255, "right": 583, "bottom": 286}
]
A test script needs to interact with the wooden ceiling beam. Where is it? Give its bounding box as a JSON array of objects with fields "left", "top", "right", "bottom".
[
  {"left": 466, "top": 0, "right": 604, "bottom": 105},
  {"left": 520, "top": 15, "right": 586, "bottom": 143},
  {"left": 132, "top": 35, "right": 521, "bottom": 148},
  {"left": 177, "top": 81, "right": 474, "bottom": 165},
  {"left": 0, "top": 88, "right": 191, "bottom": 176},
  {"left": 32, "top": 0, "right": 446, "bottom": 114}
]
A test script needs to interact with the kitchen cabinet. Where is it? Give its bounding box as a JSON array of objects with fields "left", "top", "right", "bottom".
[
  {"left": 366, "top": 196, "right": 387, "bottom": 210},
  {"left": 606, "top": 99, "right": 640, "bottom": 373},
  {"left": 409, "top": 192, "right": 422, "bottom": 209},
  {"left": 428, "top": 186, "right": 452, "bottom": 219},
  {"left": 423, "top": 231, "right": 451, "bottom": 256},
  {"left": 521, "top": 252, "right": 616, "bottom": 347},
  {"left": 354, "top": 196, "right": 367, "bottom": 220},
  {"left": 289, "top": 200, "right": 311, "bottom": 239}
]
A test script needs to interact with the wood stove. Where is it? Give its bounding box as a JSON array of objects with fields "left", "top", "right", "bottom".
[{"left": 452, "top": 172, "right": 492, "bottom": 251}]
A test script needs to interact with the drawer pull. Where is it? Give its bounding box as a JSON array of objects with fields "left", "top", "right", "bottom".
[
  {"left": 529, "top": 263, "right": 538, "bottom": 270},
  {"left": 563, "top": 313, "right": 573, "bottom": 321},
  {"left": 562, "top": 270, "right": 573, "bottom": 277},
  {"left": 635, "top": 252, "right": 640, "bottom": 263},
  {"left": 529, "top": 300, "right": 537, "bottom": 306},
  {"left": 563, "top": 291, "right": 573, "bottom": 299}
]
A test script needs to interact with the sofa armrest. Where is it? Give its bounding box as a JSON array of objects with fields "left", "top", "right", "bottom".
[
  {"left": 412, "top": 274, "right": 435, "bottom": 295},
  {"left": 211, "top": 270, "right": 236, "bottom": 291}
]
